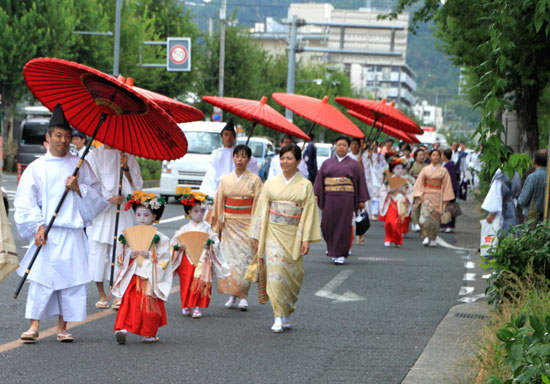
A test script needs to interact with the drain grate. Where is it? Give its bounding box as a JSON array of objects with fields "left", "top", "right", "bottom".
[{"left": 454, "top": 312, "right": 488, "bottom": 320}]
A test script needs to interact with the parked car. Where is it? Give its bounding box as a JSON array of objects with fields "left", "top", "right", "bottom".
[
  {"left": 16, "top": 106, "right": 52, "bottom": 170},
  {"left": 316, "top": 143, "right": 333, "bottom": 169},
  {"left": 237, "top": 136, "right": 275, "bottom": 181},
  {"left": 158, "top": 121, "right": 224, "bottom": 201}
]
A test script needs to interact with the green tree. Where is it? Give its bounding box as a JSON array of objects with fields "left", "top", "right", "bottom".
[
  {"left": 385, "top": 0, "right": 547, "bottom": 180},
  {"left": 0, "top": 0, "right": 79, "bottom": 139}
]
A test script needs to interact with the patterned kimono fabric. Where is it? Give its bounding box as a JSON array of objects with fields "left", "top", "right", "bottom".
[
  {"left": 408, "top": 161, "right": 427, "bottom": 227},
  {"left": 314, "top": 156, "right": 369, "bottom": 258},
  {"left": 249, "top": 173, "right": 320, "bottom": 317},
  {"left": 413, "top": 164, "right": 455, "bottom": 240},
  {"left": 214, "top": 170, "right": 262, "bottom": 299}
]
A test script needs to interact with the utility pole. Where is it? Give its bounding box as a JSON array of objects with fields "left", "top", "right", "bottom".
[
  {"left": 218, "top": 0, "right": 227, "bottom": 120},
  {"left": 113, "top": 0, "right": 122, "bottom": 77},
  {"left": 286, "top": 16, "right": 299, "bottom": 121}
]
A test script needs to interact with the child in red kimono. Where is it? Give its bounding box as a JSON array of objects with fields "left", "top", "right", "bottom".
[
  {"left": 112, "top": 192, "right": 178, "bottom": 344},
  {"left": 171, "top": 192, "right": 229, "bottom": 319},
  {"left": 380, "top": 157, "right": 413, "bottom": 247}
]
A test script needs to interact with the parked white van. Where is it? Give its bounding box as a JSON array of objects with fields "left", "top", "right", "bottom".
[{"left": 158, "top": 121, "right": 224, "bottom": 201}]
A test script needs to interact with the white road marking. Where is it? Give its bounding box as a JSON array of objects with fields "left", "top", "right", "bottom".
[
  {"left": 481, "top": 274, "right": 492, "bottom": 280},
  {"left": 315, "top": 269, "right": 366, "bottom": 303},
  {"left": 158, "top": 214, "right": 187, "bottom": 224},
  {"left": 358, "top": 256, "right": 406, "bottom": 262},
  {"left": 458, "top": 286, "right": 475, "bottom": 295},
  {"left": 458, "top": 293, "right": 486, "bottom": 303},
  {"left": 436, "top": 236, "right": 476, "bottom": 251},
  {"left": 465, "top": 261, "right": 475, "bottom": 269},
  {"left": 463, "top": 273, "right": 476, "bottom": 281}
]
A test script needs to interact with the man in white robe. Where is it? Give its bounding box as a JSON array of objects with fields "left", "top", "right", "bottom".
[
  {"left": 86, "top": 145, "right": 143, "bottom": 308},
  {"left": 362, "top": 142, "right": 387, "bottom": 220},
  {"left": 268, "top": 134, "right": 308, "bottom": 179},
  {"left": 200, "top": 120, "right": 259, "bottom": 196},
  {"left": 15, "top": 104, "right": 107, "bottom": 343}
]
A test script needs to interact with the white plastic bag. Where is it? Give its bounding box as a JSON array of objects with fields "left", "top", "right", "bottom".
[{"left": 480, "top": 218, "right": 501, "bottom": 257}]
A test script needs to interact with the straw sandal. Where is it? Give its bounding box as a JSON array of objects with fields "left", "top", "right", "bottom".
[
  {"left": 95, "top": 301, "right": 110, "bottom": 309},
  {"left": 20, "top": 330, "right": 39, "bottom": 343},
  {"left": 56, "top": 333, "right": 74, "bottom": 343}
]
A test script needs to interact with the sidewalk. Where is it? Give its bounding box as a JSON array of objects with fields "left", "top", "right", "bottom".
[{"left": 402, "top": 197, "right": 490, "bottom": 383}]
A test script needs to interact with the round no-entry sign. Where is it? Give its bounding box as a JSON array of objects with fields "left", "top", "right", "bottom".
[{"left": 170, "top": 45, "right": 188, "bottom": 64}]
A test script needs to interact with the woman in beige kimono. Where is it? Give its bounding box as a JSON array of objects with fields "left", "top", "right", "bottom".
[
  {"left": 213, "top": 145, "right": 263, "bottom": 311},
  {"left": 413, "top": 149, "right": 455, "bottom": 247},
  {"left": 250, "top": 144, "right": 321, "bottom": 333}
]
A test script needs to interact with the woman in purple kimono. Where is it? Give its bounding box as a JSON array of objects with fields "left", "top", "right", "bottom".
[
  {"left": 314, "top": 136, "right": 369, "bottom": 265},
  {"left": 440, "top": 148, "right": 458, "bottom": 233}
]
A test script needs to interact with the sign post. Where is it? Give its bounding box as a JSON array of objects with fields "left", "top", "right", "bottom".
[{"left": 167, "top": 37, "right": 191, "bottom": 72}]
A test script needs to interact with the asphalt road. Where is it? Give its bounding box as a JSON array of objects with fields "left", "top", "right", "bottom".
[{"left": 0, "top": 174, "right": 466, "bottom": 384}]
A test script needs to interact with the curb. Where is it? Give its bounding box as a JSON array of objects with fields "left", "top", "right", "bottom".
[{"left": 401, "top": 300, "right": 489, "bottom": 383}]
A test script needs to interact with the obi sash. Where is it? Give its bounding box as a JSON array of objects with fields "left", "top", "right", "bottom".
[
  {"left": 324, "top": 177, "right": 354, "bottom": 192},
  {"left": 224, "top": 197, "right": 254, "bottom": 214},
  {"left": 425, "top": 178, "right": 442, "bottom": 190},
  {"left": 269, "top": 201, "right": 302, "bottom": 226}
]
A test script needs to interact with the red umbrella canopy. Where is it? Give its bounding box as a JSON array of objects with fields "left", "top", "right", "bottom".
[
  {"left": 202, "top": 95, "right": 310, "bottom": 141},
  {"left": 347, "top": 109, "right": 421, "bottom": 144},
  {"left": 23, "top": 58, "right": 187, "bottom": 160},
  {"left": 336, "top": 97, "right": 422, "bottom": 135},
  {"left": 272, "top": 93, "right": 364, "bottom": 139},
  {"left": 134, "top": 86, "right": 204, "bottom": 123}
]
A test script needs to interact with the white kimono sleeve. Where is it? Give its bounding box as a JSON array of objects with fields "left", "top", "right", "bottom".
[
  {"left": 14, "top": 166, "right": 44, "bottom": 242},
  {"left": 481, "top": 170, "right": 503, "bottom": 214},
  {"left": 76, "top": 161, "right": 110, "bottom": 226},
  {"left": 200, "top": 155, "right": 218, "bottom": 196}
]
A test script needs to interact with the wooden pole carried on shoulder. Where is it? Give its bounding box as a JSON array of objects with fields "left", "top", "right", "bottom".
[{"left": 13, "top": 113, "right": 107, "bottom": 299}]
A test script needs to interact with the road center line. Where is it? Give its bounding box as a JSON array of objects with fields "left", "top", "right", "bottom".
[{"left": 0, "top": 285, "right": 180, "bottom": 353}]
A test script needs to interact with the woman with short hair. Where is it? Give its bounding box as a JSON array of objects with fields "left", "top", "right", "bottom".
[
  {"left": 213, "top": 145, "right": 263, "bottom": 311},
  {"left": 314, "top": 136, "right": 369, "bottom": 265},
  {"left": 413, "top": 149, "right": 455, "bottom": 247},
  {"left": 250, "top": 144, "right": 321, "bottom": 333}
]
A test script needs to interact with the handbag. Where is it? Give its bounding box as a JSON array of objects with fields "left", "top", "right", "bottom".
[
  {"left": 257, "top": 257, "right": 268, "bottom": 304},
  {"left": 458, "top": 180, "right": 468, "bottom": 201},
  {"left": 355, "top": 209, "right": 370, "bottom": 236},
  {"left": 244, "top": 254, "right": 260, "bottom": 282},
  {"left": 446, "top": 201, "right": 463, "bottom": 217},
  {"left": 441, "top": 211, "right": 453, "bottom": 224}
]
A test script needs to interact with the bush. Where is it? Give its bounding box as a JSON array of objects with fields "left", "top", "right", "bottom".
[
  {"left": 137, "top": 158, "right": 161, "bottom": 181},
  {"left": 483, "top": 222, "right": 550, "bottom": 305}
]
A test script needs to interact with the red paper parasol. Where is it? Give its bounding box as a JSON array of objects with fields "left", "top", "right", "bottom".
[
  {"left": 347, "top": 110, "right": 420, "bottom": 144},
  {"left": 202, "top": 95, "right": 310, "bottom": 141},
  {"left": 134, "top": 86, "right": 203, "bottom": 123},
  {"left": 336, "top": 97, "right": 422, "bottom": 135},
  {"left": 272, "top": 93, "right": 364, "bottom": 139},
  {"left": 23, "top": 58, "right": 187, "bottom": 160},
  {"left": 15, "top": 57, "right": 187, "bottom": 299}
]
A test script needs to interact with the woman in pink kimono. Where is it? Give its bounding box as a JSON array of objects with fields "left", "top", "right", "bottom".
[{"left": 413, "top": 149, "right": 455, "bottom": 247}]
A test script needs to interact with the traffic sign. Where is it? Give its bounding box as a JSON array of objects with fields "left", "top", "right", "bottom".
[
  {"left": 167, "top": 37, "right": 191, "bottom": 72},
  {"left": 212, "top": 113, "right": 221, "bottom": 121}
]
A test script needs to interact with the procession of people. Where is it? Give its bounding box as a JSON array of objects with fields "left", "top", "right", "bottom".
[{"left": 7, "top": 99, "right": 547, "bottom": 347}]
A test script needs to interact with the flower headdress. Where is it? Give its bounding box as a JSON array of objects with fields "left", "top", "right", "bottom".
[
  {"left": 179, "top": 191, "right": 214, "bottom": 210},
  {"left": 124, "top": 191, "right": 166, "bottom": 212}
]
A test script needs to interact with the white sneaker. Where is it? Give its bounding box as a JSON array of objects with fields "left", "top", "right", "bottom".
[
  {"left": 413, "top": 224, "right": 421, "bottom": 232},
  {"left": 115, "top": 329, "right": 127, "bottom": 345},
  {"left": 333, "top": 257, "right": 345, "bottom": 265},
  {"left": 348, "top": 249, "right": 352, "bottom": 255},
  {"left": 271, "top": 317, "right": 284, "bottom": 333},
  {"left": 282, "top": 316, "right": 292, "bottom": 329},
  {"left": 430, "top": 240, "right": 437, "bottom": 247},
  {"left": 224, "top": 296, "right": 236, "bottom": 309},
  {"left": 238, "top": 298, "right": 248, "bottom": 311},
  {"left": 384, "top": 241, "right": 391, "bottom": 247},
  {"left": 422, "top": 237, "right": 430, "bottom": 246},
  {"left": 445, "top": 228, "right": 454, "bottom": 233},
  {"left": 182, "top": 307, "right": 191, "bottom": 316}
]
